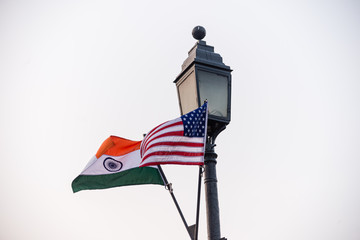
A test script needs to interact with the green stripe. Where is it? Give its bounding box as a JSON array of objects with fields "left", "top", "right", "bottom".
[{"left": 72, "top": 167, "right": 164, "bottom": 193}]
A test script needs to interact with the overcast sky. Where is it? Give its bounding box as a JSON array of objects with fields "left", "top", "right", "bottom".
[{"left": 1, "top": 1, "right": 360, "bottom": 239}]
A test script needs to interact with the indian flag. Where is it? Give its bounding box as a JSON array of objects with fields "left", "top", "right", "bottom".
[{"left": 72, "top": 136, "right": 164, "bottom": 193}]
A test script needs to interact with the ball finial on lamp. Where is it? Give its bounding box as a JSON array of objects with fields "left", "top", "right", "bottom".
[{"left": 192, "top": 26, "right": 206, "bottom": 40}]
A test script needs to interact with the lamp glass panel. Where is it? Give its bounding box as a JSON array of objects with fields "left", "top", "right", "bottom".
[
  {"left": 197, "top": 70, "right": 228, "bottom": 118},
  {"left": 177, "top": 70, "right": 199, "bottom": 115}
]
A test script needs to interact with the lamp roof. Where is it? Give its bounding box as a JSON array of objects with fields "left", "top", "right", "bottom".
[{"left": 174, "top": 27, "right": 231, "bottom": 83}]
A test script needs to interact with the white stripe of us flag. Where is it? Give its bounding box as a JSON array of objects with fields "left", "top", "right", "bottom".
[{"left": 139, "top": 103, "right": 208, "bottom": 167}]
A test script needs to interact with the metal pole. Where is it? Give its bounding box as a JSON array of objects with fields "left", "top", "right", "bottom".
[
  {"left": 194, "top": 166, "right": 203, "bottom": 240},
  {"left": 204, "top": 137, "right": 221, "bottom": 240},
  {"left": 157, "top": 165, "right": 194, "bottom": 240}
]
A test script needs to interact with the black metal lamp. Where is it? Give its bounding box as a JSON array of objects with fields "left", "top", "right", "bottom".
[
  {"left": 174, "top": 26, "right": 232, "bottom": 138},
  {"left": 174, "top": 26, "right": 232, "bottom": 240}
]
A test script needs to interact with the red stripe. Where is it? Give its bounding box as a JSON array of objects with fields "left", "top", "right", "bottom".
[
  {"left": 148, "top": 121, "right": 183, "bottom": 140},
  {"left": 147, "top": 141, "right": 204, "bottom": 148},
  {"left": 143, "top": 131, "right": 184, "bottom": 154},
  {"left": 141, "top": 120, "right": 182, "bottom": 155},
  {"left": 145, "top": 121, "right": 169, "bottom": 139},
  {"left": 142, "top": 151, "right": 204, "bottom": 162},
  {"left": 140, "top": 120, "right": 169, "bottom": 155},
  {"left": 141, "top": 161, "right": 204, "bottom": 167},
  {"left": 143, "top": 121, "right": 182, "bottom": 146}
]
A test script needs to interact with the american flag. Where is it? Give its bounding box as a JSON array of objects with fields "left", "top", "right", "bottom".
[{"left": 140, "top": 103, "right": 208, "bottom": 167}]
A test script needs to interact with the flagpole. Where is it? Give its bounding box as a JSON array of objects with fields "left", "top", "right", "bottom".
[
  {"left": 157, "top": 165, "right": 194, "bottom": 240},
  {"left": 194, "top": 166, "right": 203, "bottom": 240}
]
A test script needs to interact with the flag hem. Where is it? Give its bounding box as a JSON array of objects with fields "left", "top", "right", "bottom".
[{"left": 72, "top": 167, "right": 164, "bottom": 193}]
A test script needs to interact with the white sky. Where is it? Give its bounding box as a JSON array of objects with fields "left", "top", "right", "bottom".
[{"left": 1, "top": 0, "right": 360, "bottom": 239}]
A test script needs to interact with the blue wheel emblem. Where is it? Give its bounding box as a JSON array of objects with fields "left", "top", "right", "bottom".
[{"left": 103, "top": 157, "right": 123, "bottom": 172}]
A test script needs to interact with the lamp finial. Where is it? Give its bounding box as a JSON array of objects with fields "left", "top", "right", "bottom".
[{"left": 192, "top": 26, "right": 206, "bottom": 40}]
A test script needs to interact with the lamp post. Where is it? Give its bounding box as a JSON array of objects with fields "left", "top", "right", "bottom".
[{"left": 174, "top": 26, "right": 232, "bottom": 240}]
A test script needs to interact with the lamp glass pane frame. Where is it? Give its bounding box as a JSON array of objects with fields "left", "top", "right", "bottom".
[{"left": 195, "top": 65, "right": 231, "bottom": 123}]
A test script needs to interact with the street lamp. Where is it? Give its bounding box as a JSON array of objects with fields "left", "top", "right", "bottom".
[
  {"left": 174, "top": 26, "right": 232, "bottom": 139},
  {"left": 174, "top": 26, "right": 232, "bottom": 240}
]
